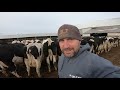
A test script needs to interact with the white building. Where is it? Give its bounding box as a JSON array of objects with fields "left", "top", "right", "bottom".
[{"left": 76, "top": 17, "right": 120, "bottom": 37}]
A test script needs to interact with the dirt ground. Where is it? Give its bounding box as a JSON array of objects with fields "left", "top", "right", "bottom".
[
  {"left": 99, "top": 46, "right": 120, "bottom": 67},
  {"left": 0, "top": 46, "right": 120, "bottom": 78}
]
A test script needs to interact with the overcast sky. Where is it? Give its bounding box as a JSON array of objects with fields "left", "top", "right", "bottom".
[{"left": 0, "top": 12, "right": 120, "bottom": 35}]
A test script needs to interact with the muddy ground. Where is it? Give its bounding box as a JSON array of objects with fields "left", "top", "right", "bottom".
[
  {"left": 0, "top": 46, "right": 120, "bottom": 78},
  {"left": 99, "top": 46, "right": 120, "bottom": 67}
]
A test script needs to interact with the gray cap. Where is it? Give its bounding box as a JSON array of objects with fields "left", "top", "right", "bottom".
[{"left": 58, "top": 24, "right": 81, "bottom": 41}]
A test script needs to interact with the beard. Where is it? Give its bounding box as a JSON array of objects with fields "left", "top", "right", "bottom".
[{"left": 62, "top": 48, "right": 79, "bottom": 58}]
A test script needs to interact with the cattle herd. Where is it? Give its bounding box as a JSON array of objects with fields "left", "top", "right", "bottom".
[
  {"left": 81, "top": 36, "right": 120, "bottom": 54},
  {"left": 0, "top": 35, "right": 120, "bottom": 78},
  {"left": 0, "top": 38, "right": 61, "bottom": 78}
]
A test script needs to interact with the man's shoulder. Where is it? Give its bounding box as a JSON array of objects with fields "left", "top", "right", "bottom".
[
  {"left": 83, "top": 51, "right": 110, "bottom": 66},
  {"left": 83, "top": 51, "right": 100, "bottom": 61}
]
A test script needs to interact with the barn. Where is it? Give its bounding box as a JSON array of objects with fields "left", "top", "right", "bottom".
[
  {"left": 77, "top": 17, "right": 120, "bottom": 37},
  {"left": 82, "top": 25, "right": 120, "bottom": 37},
  {"left": 0, "top": 33, "right": 58, "bottom": 44}
]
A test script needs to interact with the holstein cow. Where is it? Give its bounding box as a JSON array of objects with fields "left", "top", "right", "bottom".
[
  {"left": 24, "top": 40, "right": 43, "bottom": 77},
  {"left": 103, "top": 37, "right": 114, "bottom": 52},
  {"left": 113, "top": 37, "right": 119, "bottom": 47},
  {"left": 0, "top": 43, "right": 27, "bottom": 78},
  {"left": 81, "top": 36, "right": 95, "bottom": 53},
  {"left": 12, "top": 40, "right": 21, "bottom": 44},
  {"left": 42, "top": 38, "right": 60, "bottom": 73},
  {"left": 81, "top": 36, "right": 108, "bottom": 54}
]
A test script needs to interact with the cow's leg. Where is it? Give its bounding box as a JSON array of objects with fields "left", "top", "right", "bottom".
[
  {"left": 8, "top": 61, "right": 21, "bottom": 78},
  {"left": 35, "top": 57, "right": 41, "bottom": 77},
  {"left": 53, "top": 55, "right": 57, "bottom": 71},
  {"left": 24, "top": 59, "right": 30, "bottom": 77},
  {"left": 11, "top": 71, "right": 21, "bottom": 78},
  {"left": 0, "top": 61, "right": 8, "bottom": 68},
  {"left": 90, "top": 44, "right": 94, "bottom": 53},
  {"left": 46, "top": 56, "right": 51, "bottom": 72},
  {"left": 107, "top": 42, "right": 111, "bottom": 52},
  {"left": 0, "top": 63, "right": 8, "bottom": 77},
  {"left": 35, "top": 58, "right": 41, "bottom": 78}
]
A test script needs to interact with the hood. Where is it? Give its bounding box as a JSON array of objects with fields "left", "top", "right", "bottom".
[{"left": 79, "top": 43, "right": 91, "bottom": 54}]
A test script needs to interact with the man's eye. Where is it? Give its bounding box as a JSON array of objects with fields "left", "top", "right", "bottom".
[{"left": 59, "top": 39, "right": 64, "bottom": 42}]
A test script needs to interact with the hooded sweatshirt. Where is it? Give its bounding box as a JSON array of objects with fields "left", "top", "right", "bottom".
[{"left": 58, "top": 43, "right": 120, "bottom": 78}]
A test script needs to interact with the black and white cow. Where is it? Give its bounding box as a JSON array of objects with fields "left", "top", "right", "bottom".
[
  {"left": 81, "top": 36, "right": 109, "bottom": 54},
  {"left": 42, "top": 38, "right": 61, "bottom": 73},
  {"left": 24, "top": 40, "right": 43, "bottom": 77},
  {"left": 81, "top": 36, "right": 95, "bottom": 53},
  {"left": 0, "top": 43, "right": 27, "bottom": 78}
]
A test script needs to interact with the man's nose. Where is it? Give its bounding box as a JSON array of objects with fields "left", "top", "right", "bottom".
[{"left": 63, "top": 40, "right": 69, "bottom": 48}]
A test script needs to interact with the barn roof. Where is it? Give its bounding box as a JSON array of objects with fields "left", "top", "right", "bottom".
[
  {"left": 84, "top": 25, "right": 120, "bottom": 34},
  {"left": 77, "top": 17, "right": 120, "bottom": 29},
  {"left": 0, "top": 33, "right": 57, "bottom": 39}
]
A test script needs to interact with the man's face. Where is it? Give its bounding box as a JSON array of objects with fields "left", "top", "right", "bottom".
[{"left": 59, "top": 38, "right": 81, "bottom": 58}]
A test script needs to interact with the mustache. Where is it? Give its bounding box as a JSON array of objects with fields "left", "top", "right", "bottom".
[{"left": 62, "top": 48, "right": 73, "bottom": 52}]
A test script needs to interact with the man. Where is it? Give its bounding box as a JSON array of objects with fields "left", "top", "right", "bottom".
[{"left": 57, "top": 24, "right": 120, "bottom": 78}]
